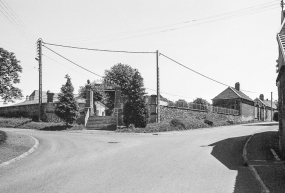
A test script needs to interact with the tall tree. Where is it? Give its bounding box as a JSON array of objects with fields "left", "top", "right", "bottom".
[
  {"left": 55, "top": 75, "right": 79, "bottom": 126},
  {"left": 0, "top": 48, "right": 23, "bottom": 103},
  {"left": 78, "top": 80, "right": 107, "bottom": 102},
  {"left": 123, "top": 71, "right": 147, "bottom": 128},
  {"left": 104, "top": 63, "right": 147, "bottom": 127},
  {"left": 103, "top": 63, "right": 135, "bottom": 112}
]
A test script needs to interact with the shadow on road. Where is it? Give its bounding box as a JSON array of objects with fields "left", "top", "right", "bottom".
[
  {"left": 208, "top": 136, "right": 263, "bottom": 193},
  {"left": 242, "top": 123, "right": 278, "bottom": 127}
]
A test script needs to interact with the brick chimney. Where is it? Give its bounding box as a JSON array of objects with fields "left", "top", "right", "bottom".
[
  {"left": 235, "top": 82, "right": 240, "bottom": 91},
  {"left": 259, "top": 94, "right": 264, "bottom": 101},
  {"left": 47, "top": 92, "right": 54, "bottom": 103}
]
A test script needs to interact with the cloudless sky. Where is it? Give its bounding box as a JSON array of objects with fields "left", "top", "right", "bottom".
[{"left": 0, "top": 0, "right": 282, "bottom": 106}]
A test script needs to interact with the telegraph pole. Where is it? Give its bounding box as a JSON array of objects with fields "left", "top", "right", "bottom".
[
  {"left": 271, "top": 92, "right": 273, "bottom": 122},
  {"left": 37, "top": 39, "right": 42, "bottom": 122},
  {"left": 156, "top": 50, "right": 160, "bottom": 123}
]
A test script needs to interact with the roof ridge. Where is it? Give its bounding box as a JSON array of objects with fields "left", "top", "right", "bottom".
[{"left": 229, "top": 87, "right": 241, "bottom": 98}]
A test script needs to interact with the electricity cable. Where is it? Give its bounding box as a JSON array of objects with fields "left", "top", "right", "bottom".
[
  {"left": 57, "top": 1, "right": 278, "bottom": 44},
  {"left": 42, "top": 45, "right": 103, "bottom": 78},
  {"left": 160, "top": 53, "right": 262, "bottom": 94},
  {"left": 42, "top": 42, "right": 155, "bottom": 54}
]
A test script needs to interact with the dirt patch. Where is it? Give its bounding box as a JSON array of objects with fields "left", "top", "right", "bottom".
[{"left": 0, "top": 132, "right": 35, "bottom": 164}]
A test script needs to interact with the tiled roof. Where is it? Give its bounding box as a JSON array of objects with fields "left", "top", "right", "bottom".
[
  {"left": 213, "top": 87, "right": 253, "bottom": 101},
  {"left": 230, "top": 87, "right": 253, "bottom": 101},
  {"left": 262, "top": 100, "right": 277, "bottom": 109}
]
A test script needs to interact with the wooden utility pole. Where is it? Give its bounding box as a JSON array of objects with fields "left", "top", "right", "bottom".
[
  {"left": 271, "top": 92, "right": 273, "bottom": 121},
  {"left": 37, "top": 39, "right": 42, "bottom": 121},
  {"left": 156, "top": 50, "right": 160, "bottom": 123}
]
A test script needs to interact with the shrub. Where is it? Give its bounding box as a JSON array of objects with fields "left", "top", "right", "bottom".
[
  {"left": 204, "top": 119, "right": 213, "bottom": 126},
  {"left": 273, "top": 112, "right": 279, "bottom": 122},
  {"left": 170, "top": 118, "right": 185, "bottom": 129},
  {"left": 0, "top": 130, "right": 7, "bottom": 145},
  {"left": 128, "top": 124, "right": 135, "bottom": 129},
  {"left": 227, "top": 120, "right": 234, "bottom": 124}
]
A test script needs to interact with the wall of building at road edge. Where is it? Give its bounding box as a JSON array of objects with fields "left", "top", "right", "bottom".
[
  {"left": 158, "top": 106, "right": 241, "bottom": 124},
  {"left": 240, "top": 102, "right": 255, "bottom": 122}
]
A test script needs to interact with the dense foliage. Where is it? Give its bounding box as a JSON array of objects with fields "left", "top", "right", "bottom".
[
  {"left": 104, "top": 64, "right": 147, "bottom": 127},
  {"left": 123, "top": 71, "right": 147, "bottom": 128},
  {"left": 78, "top": 80, "right": 107, "bottom": 102},
  {"left": 55, "top": 75, "right": 79, "bottom": 126},
  {"left": 193, "top": 98, "right": 210, "bottom": 106},
  {"left": 0, "top": 48, "right": 23, "bottom": 103}
]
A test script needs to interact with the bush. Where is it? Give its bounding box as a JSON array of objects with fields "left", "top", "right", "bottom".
[
  {"left": 227, "top": 120, "right": 234, "bottom": 125},
  {"left": 128, "top": 124, "right": 135, "bottom": 129},
  {"left": 170, "top": 119, "right": 185, "bottom": 129},
  {"left": 273, "top": 112, "right": 279, "bottom": 122},
  {"left": 0, "top": 130, "right": 7, "bottom": 145},
  {"left": 204, "top": 119, "right": 213, "bottom": 126}
]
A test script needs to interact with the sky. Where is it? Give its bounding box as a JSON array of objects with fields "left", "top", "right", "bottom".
[{"left": 0, "top": 0, "right": 282, "bottom": 106}]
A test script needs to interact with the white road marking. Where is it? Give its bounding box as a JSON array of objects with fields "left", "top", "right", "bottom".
[{"left": 270, "top": 148, "right": 281, "bottom": 161}]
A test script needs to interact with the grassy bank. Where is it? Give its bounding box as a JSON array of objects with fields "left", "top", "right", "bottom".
[
  {"left": 0, "top": 117, "right": 84, "bottom": 131},
  {"left": 117, "top": 116, "right": 252, "bottom": 133}
]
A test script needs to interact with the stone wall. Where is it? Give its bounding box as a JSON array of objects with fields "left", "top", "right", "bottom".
[
  {"left": 0, "top": 102, "right": 85, "bottom": 123},
  {"left": 159, "top": 106, "right": 241, "bottom": 123}
]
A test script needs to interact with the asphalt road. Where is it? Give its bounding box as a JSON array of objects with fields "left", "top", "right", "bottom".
[{"left": 0, "top": 123, "right": 275, "bottom": 193}]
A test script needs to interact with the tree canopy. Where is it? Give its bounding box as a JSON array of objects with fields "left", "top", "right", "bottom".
[
  {"left": 193, "top": 98, "right": 210, "bottom": 106},
  {"left": 0, "top": 48, "right": 23, "bottom": 103},
  {"left": 78, "top": 80, "right": 107, "bottom": 102},
  {"left": 104, "top": 63, "right": 135, "bottom": 97},
  {"left": 123, "top": 71, "right": 147, "bottom": 127},
  {"left": 104, "top": 63, "right": 147, "bottom": 127},
  {"left": 55, "top": 75, "right": 79, "bottom": 126}
]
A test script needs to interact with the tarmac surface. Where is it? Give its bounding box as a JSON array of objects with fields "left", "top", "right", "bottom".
[
  {"left": 0, "top": 123, "right": 278, "bottom": 193},
  {"left": 244, "top": 123, "right": 285, "bottom": 193}
]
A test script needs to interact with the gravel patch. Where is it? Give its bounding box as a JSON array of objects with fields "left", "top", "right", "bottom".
[{"left": 0, "top": 131, "right": 35, "bottom": 164}]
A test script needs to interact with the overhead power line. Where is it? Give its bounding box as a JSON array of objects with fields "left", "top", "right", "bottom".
[
  {"left": 43, "top": 42, "right": 155, "bottom": 54},
  {"left": 41, "top": 45, "right": 196, "bottom": 99},
  {"left": 145, "top": 88, "right": 194, "bottom": 99},
  {"left": 160, "top": 53, "right": 261, "bottom": 94},
  {"left": 43, "top": 54, "right": 95, "bottom": 78},
  {"left": 56, "top": 1, "right": 279, "bottom": 45},
  {"left": 0, "top": 0, "right": 34, "bottom": 42},
  {"left": 42, "top": 45, "right": 103, "bottom": 78},
  {"left": 0, "top": 0, "right": 35, "bottom": 39}
]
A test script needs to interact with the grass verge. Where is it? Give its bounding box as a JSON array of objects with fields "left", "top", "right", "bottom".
[
  {"left": 0, "top": 117, "right": 85, "bottom": 131},
  {"left": 117, "top": 117, "right": 253, "bottom": 133},
  {"left": 0, "top": 131, "right": 35, "bottom": 164}
]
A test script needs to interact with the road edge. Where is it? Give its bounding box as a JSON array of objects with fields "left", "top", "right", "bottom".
[
  {"left": 0, "top": 135, "right": 39, "bottom": 168},
  {"left": 243, "top": 133, "right": 270, "bottom": 193}
]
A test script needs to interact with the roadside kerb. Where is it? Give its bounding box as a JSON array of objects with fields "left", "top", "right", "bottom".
[
  {"left": 0, "top": 136, "right": 39, "bottom": 168},
  {"left": 243, "top": 131, "right": 270, "bottom": 193}
]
